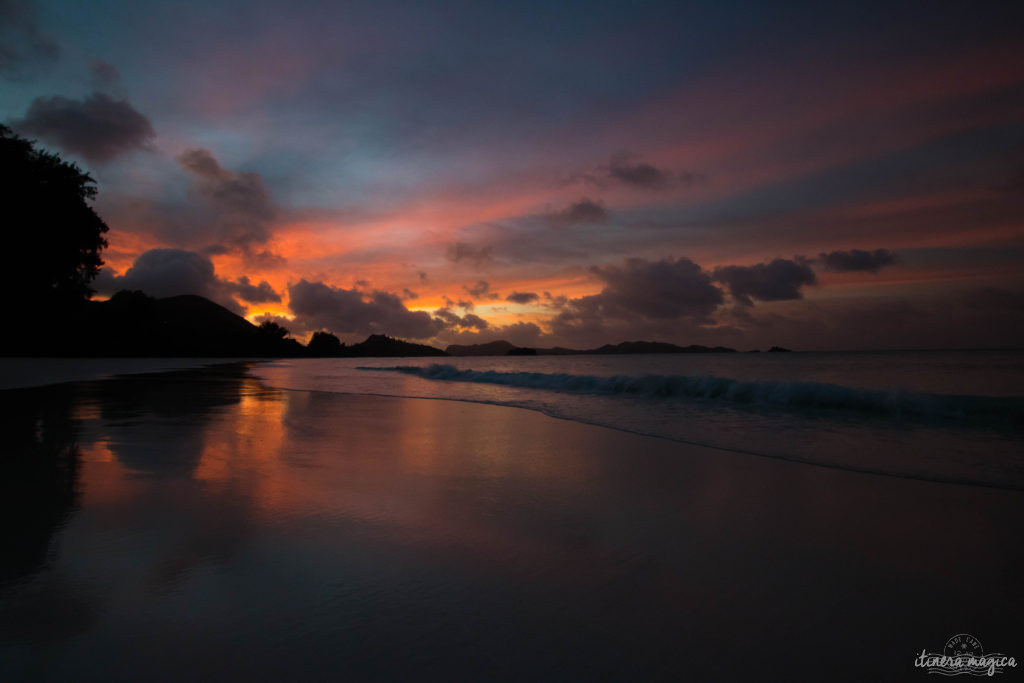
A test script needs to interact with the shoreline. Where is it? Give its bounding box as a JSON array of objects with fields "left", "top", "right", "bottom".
[
  {"left": 5, "top": 358, "right": 1022, "bottom": 492},
  {"left": 0, "top": 357, "right": 268, "bottom": 391},
  {"left": 1, "top": 363, "right": 1021, "bottom": 680},
  {"left": 264, "top": 382, "right": 1024, "bottom": 493}
]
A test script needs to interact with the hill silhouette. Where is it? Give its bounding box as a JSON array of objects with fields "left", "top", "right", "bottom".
[
  {"left": 7, "top": 291, "right": 447, "bottom": 358},
  {"left": 297, "top": 331, "right": 449, "bottom": 358},
  {"left": 349, "top": 334, "right": 447, "bottom": 357},
  {"left": 445, "top": 340, "right": 518, "bottom": 356},
  {"left": 589, "top": 341, "right": 737, "bottom": 354},
  {"left": 446, "top": 339, "right": 742, "bottom": 356},
  {"left": 4, "top": 290, "right": 773, "bottom": 358},
  {"left": 68, "top": 291, "right": 306, "bottom": 357}
]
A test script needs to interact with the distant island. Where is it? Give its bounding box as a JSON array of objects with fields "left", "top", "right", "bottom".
[
  {"left": 445, "top": 340, "right": 742, "bottom": 356},
  {"left": 4, "top": 290, "right": 791, "bottom": 357}
]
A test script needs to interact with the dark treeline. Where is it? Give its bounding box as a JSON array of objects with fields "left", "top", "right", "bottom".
[
  {"left": 4, "top": 288, "right": 788, "bottom": 358},
  {"left": 1, "top": 126, "right": 790, "bottom": 359},
  {"left": 4, "top": 289, "right": 445, "bottom": 358}
]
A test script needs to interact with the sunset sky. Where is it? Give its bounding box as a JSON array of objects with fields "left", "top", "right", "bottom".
[{"left": 4, "top": 0, "right": 1023, "bottom": 349}]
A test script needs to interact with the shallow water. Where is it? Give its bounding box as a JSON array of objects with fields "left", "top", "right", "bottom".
[
  {"left": 1, "top": 364, "right": 1021, "bottom": 681},
  {"left": 254, "top": 350, "right": 1024, "bottom": 488}
]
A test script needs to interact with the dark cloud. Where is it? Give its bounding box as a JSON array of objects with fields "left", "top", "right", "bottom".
[
  {"left": 12, "top": 92, "right": 155, "bottom": 163},
  {"left": 177, "top": 148, "right": 280, "bottom": 261},
  {"left": 440, "top": 321, "right": 542, "bottom": 348},
  {"left": 606, "top": 152, "right": 672, "bottom": 189},
  {"left": 99, "top": 249, "right": 220, "bottom": 300},
  {"left": 590, "top": 257, "right": 724, "bottom": 320},
  {"left": 544, "top": 291, "right": 568, "bottom": 308},
  {"left": 203, "top": 243, "right": 285, "bottom": 269},
  {"left": 245, "top": 249, "right": 287, "bottom": 269},
  {"left": 433, "top": 307, "right": 460, "bottom": 327},
  {"left": 95, "top": 248, "right": 248, "bottom": 314},
  {"left": 89, "top": 59, "right": 120, "bottom": 88},
  {"left": 433, "top": 294, "right": 491, "bottom": 331},
  {"left": 550, "top": 256, "right": 724, "bottom": 343},
  {"left": 505, "top": 291, "right": 540, "bottom": 304},
  {"left": 0, "top": 0, "right": 59, "bottom": 79},
  {"left": 545, "top": 198, "right": 608, "bottom": 228},
  {"left": 402, "top": 288, "right": 419, "bottom": 300},
  {"left": 288, "top": 279, "right": 442, "bottom": 339},
  {"left": 582, "top": 153, "right": 705, "bottom": 191},
  {"left": 203, "top": 244, "right": 232, "bottom": 256},
  {"left": 227, "top": 275, "right": 281, "bottom": 304},
  {"left": 818, "top": 248, "right": 900, "bottom": 273},
  {"left": 446, "top": 241, "right": 493, "bottom": 268},
  {"left": 460, "top": 313, "right": 489, "bottom": 330},
  {"left": 464, "top": 280, "right": 491, "bottom": 298},
  {"left": 94, "top": 248, "right": 280, "bottom": 313},
  {"left": 500, "top": 321, "right": 542, "bottom": 346},
  {"left": 418, "top": 271, "right": 429, "bottom": 284},
  {"left": 712, "top": 258, "right": 817, "bottom": 306},
  {"left": 435, "top": 305, "right": 490, "bottom": 331}
]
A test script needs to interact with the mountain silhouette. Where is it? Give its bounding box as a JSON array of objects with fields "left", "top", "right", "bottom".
[
  {"left": 64, "top": 291, "right": 306, "bottom": 357},
  {"left": 445, "top": 340, "right": 518, "bottom": 356},
  {"left": 5, "top": 291, "right": 777, "bottom": 358},
  {"left": 349, "top": 334, "right": 447, "bottom": 357},
  {"left": 446, "top": 339, "right": 742, "bottom": 356}
]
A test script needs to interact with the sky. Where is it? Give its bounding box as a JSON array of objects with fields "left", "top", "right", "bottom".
[{"left": 3, "top": 0, "right": 1023, "bottom": 350}]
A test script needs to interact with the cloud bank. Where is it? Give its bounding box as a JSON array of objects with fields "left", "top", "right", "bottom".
[
  {"left": 818, "top": 249, "right": 899, "bottom": 273},
  {"left": 545, "top": 198, "right": 608, "bottom": 227},
  {"left": 95, "top": 248, "right": 280, "bottom": 314},
  {"left": 177, "top": 148, "right": 279, "bottom": 259},
  {"left": 712, "top": 258, "right": 817, "bottom": 306},
  {"left": 13, "top": 92, "right": 155, "bottom": 162},
  {"left": 288, "top": 279, "right": 441, "bottom": 339}
]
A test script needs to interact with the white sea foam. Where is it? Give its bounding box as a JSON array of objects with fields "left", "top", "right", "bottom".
[
  {"left": 249, "top": 352, "right": 1024, "bottom": 488},
  {"left": 360, "top": 364, "right": 1024, "bottom": 421}
]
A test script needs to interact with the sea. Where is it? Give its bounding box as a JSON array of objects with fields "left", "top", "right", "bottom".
[
  {"left": 3, "top": 350, "right": 1022, "bottom": 680},
  {"left": 252, "top": 349, "right": 1024, "bottom": 490}
]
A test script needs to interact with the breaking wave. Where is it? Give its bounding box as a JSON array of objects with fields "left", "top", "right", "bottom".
[{"left": 359, "top": 364, "right": 1024, "bottom": 422}]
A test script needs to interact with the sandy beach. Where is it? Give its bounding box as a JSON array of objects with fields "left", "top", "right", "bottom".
[{"left": 1, "top": 363, "right": 1021, "bottom": 681}]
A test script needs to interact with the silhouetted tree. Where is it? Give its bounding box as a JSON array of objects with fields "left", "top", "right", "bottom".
[
  {"left": 257, "top": 320, "right": 290, "bottom": 340},
  {"left": 307, "top": 330, "right": 344, "bottom": 356},
  {"left": 1, "top": 125, "right": 109, "bottom": 317}
]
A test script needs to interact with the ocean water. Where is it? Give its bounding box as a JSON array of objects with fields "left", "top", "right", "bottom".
[
  {"left": 2, "top": 360, "right": 1022, "bottom": 679},
  {"left": 253, "top": 350, "right": 1024, "bottom": 489}
]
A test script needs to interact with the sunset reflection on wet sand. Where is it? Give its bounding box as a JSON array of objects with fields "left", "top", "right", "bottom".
[{"left": 1, "top": 364, "right": 1021, "bottom": 681}]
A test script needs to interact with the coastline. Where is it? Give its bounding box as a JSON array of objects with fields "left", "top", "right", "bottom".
[
  {"left": 1, "top": 363, "right": 1021, "bottom": 680},
  {"left": 0, "top": 357, "right": 266, "bottom": 391}
]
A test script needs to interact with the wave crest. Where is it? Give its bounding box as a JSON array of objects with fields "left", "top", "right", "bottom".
[{"left": 359, "top": 364, "right": 1024, "bottom": 421}]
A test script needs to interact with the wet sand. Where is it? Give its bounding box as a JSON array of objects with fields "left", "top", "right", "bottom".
[{"left": 0, "top": 363, "right": 1021, "bottom": 681}]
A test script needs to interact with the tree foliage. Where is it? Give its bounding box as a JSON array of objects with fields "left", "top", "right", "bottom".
[
  {"left": 1, "top": 125, "right": 109, "bottom": 313},
  {"left": 257, "top": 320, "right": 290, "bottom": 340},
  {"left": 307, "top": 330, "right": 344, "bottom": 356}
]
